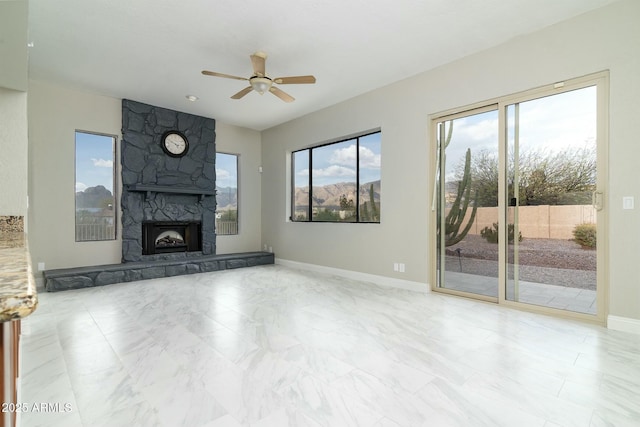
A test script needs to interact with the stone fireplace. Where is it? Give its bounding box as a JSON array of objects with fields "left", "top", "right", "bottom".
[
  {"left": 43, "top": 99, "right": 275, "bottom": 292},
  {"left": 120, "top": 99, "right": 216, "bottom": 262}
]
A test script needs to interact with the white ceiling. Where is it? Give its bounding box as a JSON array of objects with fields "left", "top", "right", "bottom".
[{"left": 27, "top": 0, "right": 619, "bottom": 131}]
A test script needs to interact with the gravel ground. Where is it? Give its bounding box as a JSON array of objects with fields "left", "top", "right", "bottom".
[{"left": 445, "top": 235, "right": 597, "bottom": 290}]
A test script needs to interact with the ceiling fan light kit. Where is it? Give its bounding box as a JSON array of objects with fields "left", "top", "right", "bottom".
[
  {"left": 250, "top": 76, "right": 272, "bottom": 95},
  {"left": 202, "top": 52, "right": 316, "bottom": 102}
]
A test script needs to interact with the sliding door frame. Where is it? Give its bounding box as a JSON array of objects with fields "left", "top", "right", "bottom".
[{"left": 429, "top": 71, "right": 609, "bottom": 324}]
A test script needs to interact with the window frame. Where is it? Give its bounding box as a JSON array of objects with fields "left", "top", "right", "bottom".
[
  {"left": 428, "top": 70, "right": 609, "bottom": 324},
  {"left": 74, "top": 130, "right": 117, "bottom": 242},
  {"left": 291, "top": 130, "right": 381, "bottom": 223},
  {"left": 215, "top": 151, "right": 239, "bottom": 235}
]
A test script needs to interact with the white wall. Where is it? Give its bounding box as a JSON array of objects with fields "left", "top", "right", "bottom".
[
  {"left": 28, "top": 81, "right": 262, "bottom": 270},
  {"left": 28, "top": 81, "right": 122, "bottom": 270},
  {"left": 0, "top": 87, "right": 28, "bottom": 216},
  {"left": 214, "top": 122, "right": 262, "bottom": 254},
  {"left": 260, "top": 0, "right": 640, "bottom": 321},
  {"left": 0, "top": 0, "right": 28, "bottom": 92}
]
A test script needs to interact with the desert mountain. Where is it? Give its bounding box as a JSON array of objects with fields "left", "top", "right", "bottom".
[
  {"left": 216, "top": 186, "right": 238, "bottom": 209},
  {"left": 295, "top": 180, "right": 380, "bottom": 208},
  {"left": 75, "top": 185, "right": 114, "bottom": 209}
]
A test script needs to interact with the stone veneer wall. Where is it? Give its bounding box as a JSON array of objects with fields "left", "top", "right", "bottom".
[{"left": 121, "top": 100, "right": 216, "bottom": 262}]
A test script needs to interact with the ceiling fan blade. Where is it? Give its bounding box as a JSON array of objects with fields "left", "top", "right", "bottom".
[
  {"left": 250, "top": 52, "right": 266, "bottom": 77},
  {"left": 202, "top": 70, "right": 248, "bottom": 81},
  {"left": 273, "top": 75, "right": 316, "bottom": 85},
  {"left": 231, "top": 86, "right": 254, "bottom": 99},
  {"left": 270, "top": 86, "right": 295, "bottom": 103}
]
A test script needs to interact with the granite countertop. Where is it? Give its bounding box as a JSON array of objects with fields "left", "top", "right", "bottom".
[{"left": 0, "top": 231, "right": 38, "bottom": 322}]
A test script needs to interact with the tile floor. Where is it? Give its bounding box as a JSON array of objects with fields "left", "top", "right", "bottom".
[{"left": 19, "top": 265, "right": 640, "bottom": 426}]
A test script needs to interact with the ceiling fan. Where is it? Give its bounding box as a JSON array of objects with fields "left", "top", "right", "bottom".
[{"left": 201, "top": 52, "right": 316, "bottom": 103}]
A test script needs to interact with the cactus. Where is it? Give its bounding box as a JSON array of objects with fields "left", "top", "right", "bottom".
[
  {"left": 368, "top": 183, "right": 379, "bottom": 221},
  {"left": 360, "top": 183, "right": 379, "bottom": 222},
  {"left": 437, "top": 121, "right": 478, "bottom": 247}
]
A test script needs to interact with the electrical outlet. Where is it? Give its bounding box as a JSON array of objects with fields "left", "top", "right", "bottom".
[
  {"left": 38, "top": 262, "right": 45, "bottom": 271},
  {"left": 269, "top": 246, "right": 273, "bottom": 253},
  {"left": 393, "top": 262, "right": 399, "bottom": 272},
  {"left": 399, "top": 263, "right": 406, "bottom": 273},
  {"left": 263, "top": 244, "right": 267, "bottom": 251}
]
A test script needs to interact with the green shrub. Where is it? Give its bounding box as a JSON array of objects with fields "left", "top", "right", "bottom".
[
  {"left": 573, "top": 223, "right": 596, "bottom": 248},
  {"left": 480, "top": 223, "right": 523, "bottom": 244}
]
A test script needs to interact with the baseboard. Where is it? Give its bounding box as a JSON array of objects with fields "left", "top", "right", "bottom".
[
  {"left": 607, "top": 315, "right": 640, "bottom": 335},
  {"left": 275, "top": 258, "right": 428, "bottom": 293}
]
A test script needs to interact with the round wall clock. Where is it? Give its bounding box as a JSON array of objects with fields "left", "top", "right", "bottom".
[{"left": 161, "top": 131, "right": 189, "bottom": 157}]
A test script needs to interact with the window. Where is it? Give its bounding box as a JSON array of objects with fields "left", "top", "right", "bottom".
[
  {"left": 292, "top": 131, "right": 381, "bottom": 223},
  {"left": 75, "top": 131, "right": 116, "bottom": 241},
  {"left": 215, "top": 153, "right": 238, "bottom": 235}
]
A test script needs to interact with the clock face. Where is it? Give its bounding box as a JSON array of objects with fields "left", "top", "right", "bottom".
[{"left": 161, "top": 131, "right": 189, "bottom": 157}]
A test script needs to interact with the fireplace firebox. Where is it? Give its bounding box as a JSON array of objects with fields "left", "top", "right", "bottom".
[{"left": 142, "top": 221, "right": 202, "bottom": 255}]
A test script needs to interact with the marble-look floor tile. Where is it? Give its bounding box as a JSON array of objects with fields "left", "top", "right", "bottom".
[
  {"left": 282, "top": 344, "right": 355, "bottom": 382},
  {"left": 413, "top": 377, "right": 546, "bottom": 427},
  {"left": 118, "top": 342, "right": 185, "bottom": 388},
  {"left": 20, "top": 409, "right": 84, "bottom": 427},
  {"left": 590, "top": 408, "right": 640, "bottom": 427},
  {"left": 18, "top": 265, "right": 640, "bottom": 427},
  {"left": 372, "top": 417, "right": 402, "bottom": 427},
  {"left": 559, "top": 376, "right": 640, "bottom": 421},
  {"left": 67, "top": 365, "right": 147, "bottom": 425},
  {"left": 202, "top": 414, "right": 244, "bottom": 427},
  {"left": 201, "top": 362, "right": 288, "bottom": 425},
  {"left": 88, "top": 400, "right": 162, "bottom": 427},
  {"left": 461, "top": 371, "right": 591, "bottom": 427},
  {"left": 330, "top": 368, "right": 429, "bottom": 426},
  {"left": 141, "top": 374, "right": 228, "bottom": 427},
  {"left": 280, "top": 373, "right": 384, "bottom": 426},
  {"left": 250, "top": 407, "right": 323, "bottom": 427}
]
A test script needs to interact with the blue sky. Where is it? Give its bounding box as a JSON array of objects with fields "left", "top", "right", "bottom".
[
  {"left": 294, "top": 132, "right": 381, "bottom": 187},
  {"left": 75, "top": 131, "right": 115, "bottom": 193},
  {"left": 216, "top": 152, "right": 238, "bottom": 188}
]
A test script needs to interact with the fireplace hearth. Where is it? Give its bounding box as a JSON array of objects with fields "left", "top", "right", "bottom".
[{"left": 142, "top": 221, "right": 202, "bottom": 255}]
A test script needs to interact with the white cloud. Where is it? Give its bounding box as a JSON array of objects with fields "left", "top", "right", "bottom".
[
  {"left": 75, "top": 182, "right": 87, "bottom": 192},
  {"left": 91, "top": 158, "right": 113, "bottom": 168},
  {"left": 359, "top": 146, "right": 381, "bottom": 168},
  {"left": 216, "top": 168, "right": 231, "bottom": 180},
  {"left": 329, "top": 144, "right": 381, "bottom": 169},
  {"left": 330, "top": 144, "right": 357, "bottom": 165},
  {"left": 457, "top": 117, "right": 499, "bottom": 142},
  {"left": 312, "top": 165, "right": 356, "bottom": 178}
]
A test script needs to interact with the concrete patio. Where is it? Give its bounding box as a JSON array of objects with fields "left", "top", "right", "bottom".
[{"left": 441, "top": 261, "right": 597, "bottom": 315}]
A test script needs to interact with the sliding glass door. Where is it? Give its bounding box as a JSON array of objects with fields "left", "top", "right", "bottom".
[
  {"left": 434, "top": 106, "right": 499, "bottom": 300},
  {"left": 506, "top": 86, "right": 600, "bottom": 315},
  {"left": 432, "top": 72, "right": 607, "bottom": 320}
]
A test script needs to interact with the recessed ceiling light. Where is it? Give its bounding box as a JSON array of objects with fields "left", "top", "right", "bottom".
[{"left": 185, "top": 95, "right": 198, "bottom": 102}]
